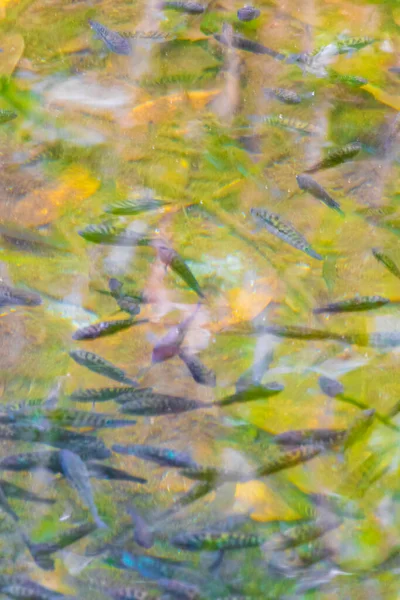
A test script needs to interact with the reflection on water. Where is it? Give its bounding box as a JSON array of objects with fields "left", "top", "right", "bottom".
[{"left": 1, "top": 0, "right": 400, "bottom": 597}]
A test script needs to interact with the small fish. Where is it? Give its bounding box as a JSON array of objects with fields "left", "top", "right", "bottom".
[
  {"left": 336, "top": 36, "right": 374, "bottom": 54},
  {"left": 309, "top": 493, "right": 364, "bottom": 520},
  {"left": 296, "top": 174, "right": 344, "bottom": 215},
  {"left": 274, "top": 428, "right": 347, "bottom": 447},
  {"left": 178, "top": 349, "right": 217, "bottom": 387},
  {"left": 11, "top": 406, "right": 136, "bottom": 429},
  {"left": 79, "top": 223, "right": 150, "bottom": 246},
  {"left": 263, "top": 517, "right": 340, "bottom": 551},
  {"left": 0, "top": 480, "right": 55, "bottom": 505},
  {"left": 0, "top": 109, "right": 17, "bottom": 124},
  {"left": 161, "top": 1, "right": 205, "bottom": 13},
  {"left": 127, "top": 507, "right": 154, "bottom": 549},
  {"left": 152, "top": 304, "right": 200, "bottom": 363},
  {"left": 107, "top": 278, "right": 145, "bottom": 316},
  {"left": 72, "top": 318, "right": 145, "bottom": 341},
  {"left": 262, "top": 325, "right": 342, "bottom": 341},
  {"left": 250, "top": 207, "right": 322, "bottom": 260},
  {"left": 88, "top": 19, "right": 131, "bottom": 55},
  {"left": 105, "top": 198, "right": 168, "bottom": 215},
  {"left": 157, "top": 578, "right": 201, "bottom": 600},
  {"left": 372, "top": 248, "right": 400, "bottom": 281},
  {"left": 152, "top": 239, "right": 204, "bottom": 298},
  {"left": 120, "top": 30, "right": 173, "bottom": 42},
  {"left": 263, "top": 87, "right": 302, "bottom": 104},
  {"left": 180, "top": 465, "right": 248, "bottom": 483},
  {"left": 0, "top": 451, "right": 62, "bottom": 473},
  {"left": 319, "top": 376, "right": 344, "bottom": 398},
  {"left": 344, "top": 408, "right": 375, "bottom": 449},
  {"left": 87, "top": 462, "right": 147, "bottom": 483},
  {"left": 314, "top": 295, "right": 390, "bottom": 314},
  {"left": 112, "top": 443, "right": 198, "bottom": 469},
  {"left": 237, "top": 5, "right": 260, "bottom": 21},
  {"left": 0, "top": 576, "right": 74, "bottom": 600},
  {"left": 69, "top": 350, "right": 137, "bottom": 385},
  {"left": 118, "top": 389, "right": 203, "bottom": 416},
  {"left": 262, "top": 115, "right": 321, "bottom": 135},
  {"left": 256, "top": 445, "right": 322, "bottom": 477},
  {"left": 214, "top": 24, "right": 285, "bottom": 61},
  {"left": 327, "top": 69, "right": 368, "bottom": 87},
  {"left": 69, "top": 386, "right": 135, "bottom": 402},
  {"left": 105, "top": 549, "right": 186, "bottom": 580},
  {"left": 171, "top": 531, "right": 265, "bottom": 551},
  {"left": 0, "top": 284, "right": 42, "bottom": 307},
  {"left": 157, "top": 481, "right": 214, "bottom": 521},
  {"left": 304, "top": 142, "right": 362, "bottom": 173},
  {"left": 217, "top": 383, "right": 283, "bottom": 406},
  {"left": 60, "top": 449, "right": 106, "bottom": 529}
]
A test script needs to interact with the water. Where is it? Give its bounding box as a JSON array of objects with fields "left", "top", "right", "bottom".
[{"left": 1, "top": 0, "right": 400, "bottom": 597}]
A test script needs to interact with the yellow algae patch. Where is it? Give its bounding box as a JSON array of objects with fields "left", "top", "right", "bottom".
[
  {"left": 128, "top": 89, "right": 220, "bottom": 126},
  {"left": 0, "top": 33, "right": 24, "bottom": 76},
  {"left": 361, "top": 83, "right": 400, "bottom": 111},
  {"left": 11, "top": 165, "right": 99, "bottom": 227},
  {"left": 235, "top": 480, "right": 300, "bottom": 522}
]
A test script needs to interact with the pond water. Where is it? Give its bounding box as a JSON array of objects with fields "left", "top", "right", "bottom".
[{"left": 1, "top": 0, "right": 400, "bottom": 597}]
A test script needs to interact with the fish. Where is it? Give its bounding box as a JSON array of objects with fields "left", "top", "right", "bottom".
[
  {"left": 10, "top": 406, "right": 137, "bottom": 429},
  {"left": 309, "top": 493, "right": 364, "bottom": 520},
  {"left": 72, "top": 318, "right": 146, "bottom": 341},
  {"left": 0, "top": 284, "right": 42, "bottom": 307},
  {"left": 105, "top": 549, "right": 187, "bottom": 580},
  {"left": 127, "top": 507, "right": 154, "bottom": 549},
  {"left": 273, "top": 428, "right": 347, "bottom": 447},
  {"left": 263, "top": 517, "right": 341, "bottom": 552},
  {"left": 87, "top": 462, "right": 147, "bottom": 483},
  {"left": 217, "top": 383, "right": 283, "bottom": 406},
  {"left": 88, "top": 581, "right": 149, "bottom": 600},
  {"left": 250, "top": 207, "right": 323, "bottom": 260},
  {"left": 171, "top": 531, "right": 265, "bottom": 551},
  {"left": 335, "top": 36, "right": 374, "bottom": 54},
  {"left": 327, "top": 69, "right": 368, "bottom": 87},
  {"left": 261, "top": 325, "right": 343, "bottom": 341},
  {"left": 0, "top": 480, "right": 55, "bottom": 505},
  {"left": 152, "top": 304, "right": 200, "bottom": 363},
  {"left": 304, "top": 142, "right": 362, "bottom": 173},
  {"left": 344, "top": 409, "right": 375, "bottom": 449},
  {"left": 104, "top": 198, "right": 168, "bottom": 215},
  {"left": 0, "top": 222, "right": 69, "bottom": 255},
  {"left": 389, "top": 66, "right": 400, "bottom": 74},
  {"left": 69, "top": 386, "right": 135, "bottom": 403},
  {"left": 156, "top": 481, "right": 215, "bottom": 522},
  {"left": 161, "top": 1, "right": 205, "bottom": 13},
  {"left": 0, "top": 450, "right": 62, "bottom": 473},
  {"left": 261, "top": 115, "right": 321, "bottom": 135},
  {"left": 0, "top": 109, "right": 17, "bottom": 124},
  {"left": 27, "top": 522, "right": 97, "bottom": 571},
  {"left": 180, "top": 465, "right": 249, "bottom": 483},
  {"left": 106, "top": 278, "right": 145, "bottom": 316},
  {"left": 263, "top": 87, "right": 302, "bottom": 104},
  {"left": 78, "top": 223, "right": 150, "bottom": 246},
  {"left": 296, "top": 174, "right": 344, "bottom": 215},
  {"left": 314, "top": 295, "right": 390, "bottom": 314},
  {"left": 88, "top": 19, "right": 131, "bottom": 55},
  {"left": 0, "top": 575, "right": 75, "bottom": 599},
  {"left": 118, "top": 389, "right": 204, "bottom": 416},
  {"left": 0, "top": 483, "right": 19, "bottom": 522},
  {"left": 59, "top": 449, "right": 106, "bottom": 529},
  {"left": 178, "top": 349, "right": 217, "bottom": 387},
  {"left": 237, "top": 5, "right": 260, "bottom": 21},
  {"left": 157, "top": 578, "right": 201, "bottom": 600},
  {"left": 69, "top": 350, "right": 137, "bottom": 386},
  {"left": 214, "top": 24, "right": 285, "bottom": 61},
  {"left": 112, "top": 443, "right": 198, "bottom": 469},
  {"left": 318, "top": 376, "right": 344, "bottom": 398},
  {"left": 372, "top": 248, "right": 400, "bottom": 281},
  {"left": 152, "top": 239, "right": 204, "bottom": 298},
  {"left": 256, "top": 445, "right": 323, "bottom": 477}
]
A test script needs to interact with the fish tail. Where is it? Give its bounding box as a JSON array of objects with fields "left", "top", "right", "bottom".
[{"left": 306, "top": 248, "right": 323, "bottom": 260}]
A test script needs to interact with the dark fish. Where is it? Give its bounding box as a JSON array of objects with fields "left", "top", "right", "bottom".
[
  {"left": 72, "top": 318, "right": 145, "bottom": 341},
  {"left": 152, "top": 239, "right": 204, "bottom": 298},
  {"left": 152, "top": 304, "right": 200, "bottom": 363},
  {"left": 214, "top": 24, "right": 285, "bottom": 61},
  {"left": 112, "top": 443, "right": 197, "bottom": 469},
  {"left": 157, "top": 578, "right": 200, "bottom": 600},
  {"left": 78, "top": 223, "right": 150, "bottom": 246},
  {"left": 237, "top": 5, "right": 260, "bottom": 21},
  {"left": 0, "top": 109, "right": 17, "bottom": 124},
  {"left": 0, "top": 222, "right": 69, "bottom": 255},
  {"left": 250, "top": 207, "right": 322, "bottom": 260},
  {"left": 319, "top": 376, "right": 344, "bottom": 398},
  {"left": 314, "top": 295, "right": 389, "bottom": 314},
  {"left": 327, "top": 69, "right": 367, "bottom": 87},
  {"left": 262, "top": 115, "right": 321, "bottom": 134},
  {"left": 118, "top": 389, "right": 203, "bottom": 416},
  {"left": 0, "top": 480, "right": 55, "bottom": 505},
  {"left": 178, "top": 349, "right": 217, "bottom": 387},
  {"left": 12, "top": 406, "right": 136, "bottom": 429},
  {"left": 296, "top": 174, "right": 344, "bottom": 215},
  {"left": 0, "top": 451, "right": 62, "bottom": 473},
  {"left": 69, "top": 350, "right": 137, "bottom": 385},
  {"left": 162, "top": 1, "right": 205, "bottom": 13},
  {"left": 107, "top": 278, "right": 144, "bottom": 316},
  {"left": 105, "top": 198, "right": 168, "bottom": 215},
  {"left": 0, "top": 284, "right": 42, "bottom": 307},
  {"left": 372, "top": 248, "right": 400, "bottom": 281},
  {"left": 261, "top": 325, "right": 342, "bottom": 341},
  {"left": 0, "top": 575, "right": 74, "bottom": 600},
  {"left": 171, "top": 530, "right": 265, "bottom": 551},
  {"left": 60, "top": 449, "right": 106, "bottom": 528},
  {"left": 127, "top": 507, "right": 154, "bottom": 549},
  {"left": 263, "top": 87, "right": 302, "bottom": 104},
  {"left": 88, "top": 19, "right": 131, "bottom": 55},
  {"left": 87, "top": 462, "right": 146, "bottom": 483},
  {"left": 69, "top": 386, "right": 134, "bottom": 403},
  {"left": 304, "top": 142, "right": 362, "bottom": 173},
  {"left": 217, "top": 383, "right": 283, "bottom": 407},
  {"left": 105, "top": 549, "right": 186, "bottom": 579},
  {"left": 0, "top": 482, "right": 18, "bottom": 522},
  {"left": 256, "top": 445, "right": 322, "bottom": 477},
  {"left": 274, "top": 428, "right": 347, "bottom": 447},
  {"left": 263, "top": 517, "right": 340, "bottom": 551}
]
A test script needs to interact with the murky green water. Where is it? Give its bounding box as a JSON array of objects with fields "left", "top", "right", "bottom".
[{"left": 1, "top": 0, "right": 400, "bottom": 597}]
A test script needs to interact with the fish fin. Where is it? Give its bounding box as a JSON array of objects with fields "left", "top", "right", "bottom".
[{"left": 209, "top": 550, "right": 225, "bottom": 572}]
